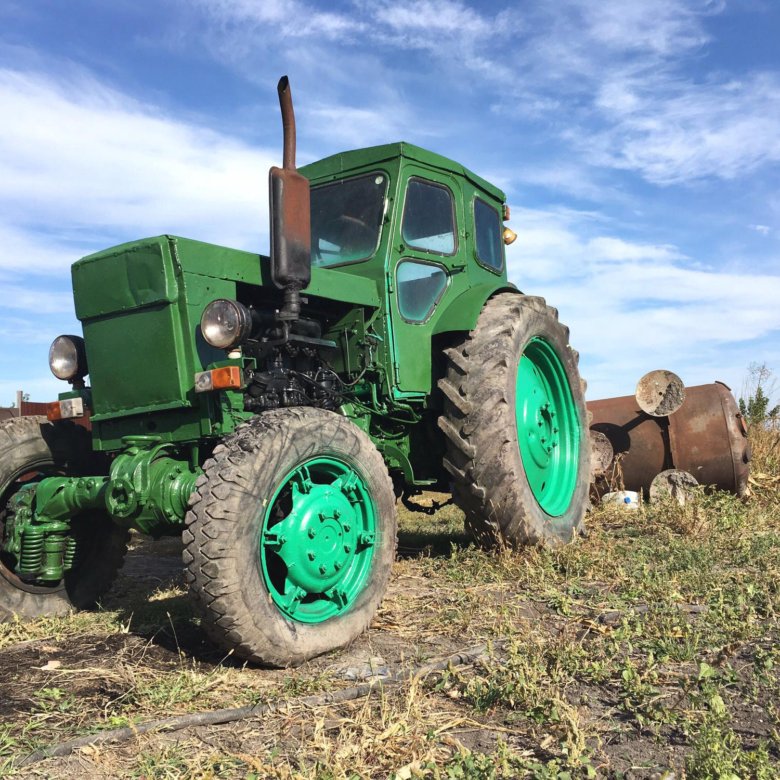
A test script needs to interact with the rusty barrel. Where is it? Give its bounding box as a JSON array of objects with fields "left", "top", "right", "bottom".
[{"left": 588, "top": 382, "right": 751, "bottom": 496}]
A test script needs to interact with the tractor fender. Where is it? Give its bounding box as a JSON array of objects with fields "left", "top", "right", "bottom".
[{"left": 432, "top": 282, "right": 519, "bottom": 335}]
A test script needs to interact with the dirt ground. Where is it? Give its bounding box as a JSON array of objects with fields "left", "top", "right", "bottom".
[{"left": 1, "top": 487, "right": 779, "bottom": 779}]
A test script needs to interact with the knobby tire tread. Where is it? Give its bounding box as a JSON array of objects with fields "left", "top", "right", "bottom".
[{"left": 438, "top": 293, "right": 590, "bottom": 548}]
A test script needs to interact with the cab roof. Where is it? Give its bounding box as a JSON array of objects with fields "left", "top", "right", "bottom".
[{"left": 300, "top": 142, "right": 505, "bottom": 203}]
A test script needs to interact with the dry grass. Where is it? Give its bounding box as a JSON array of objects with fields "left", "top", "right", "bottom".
[{"left": 1, "top": 429, "right": 779, "bottom": 778}]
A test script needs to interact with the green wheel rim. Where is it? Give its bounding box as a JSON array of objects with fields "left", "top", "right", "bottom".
[
  {"left": 258, "top": 457, "right": 377, "bottom": 624},
  {"left": 515, "top": 337, "right": 580, "bottom": 516}
]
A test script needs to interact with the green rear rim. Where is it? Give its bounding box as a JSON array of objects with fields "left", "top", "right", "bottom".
[
  {"left": 259, "top": 457, "right": 377, "bottom": 624},
  {"left": 515, "top": 337, "right": 580, "bottom": 516}
]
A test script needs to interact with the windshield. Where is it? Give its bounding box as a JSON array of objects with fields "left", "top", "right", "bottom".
[{"left": 311, "top": 173, "right": 387, "bottom": 267}]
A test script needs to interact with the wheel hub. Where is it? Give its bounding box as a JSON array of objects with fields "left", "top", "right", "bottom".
[
  {"left": 516, "top": 338, "right": 579, "bottom": 516},
  {"left": 260, "top": 459, "right": 377, "bottom": 623},
  {"left": 266, "top": 484, "right": 358, "bottom": 593}
]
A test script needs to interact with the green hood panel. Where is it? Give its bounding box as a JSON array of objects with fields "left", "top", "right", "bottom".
[
  {"left": 73, "top": 240, "right": 179, "bottom": 320},
  {"left": 73, "top": 238, "right": 210, "bottom": 420}
]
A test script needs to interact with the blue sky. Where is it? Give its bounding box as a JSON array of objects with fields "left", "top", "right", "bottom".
[{"left": 1, "top": 0, "right": 779, "bottom": 405}]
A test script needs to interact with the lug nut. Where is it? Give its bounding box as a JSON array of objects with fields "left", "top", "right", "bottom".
[
  {"left": 308, "top": 528, "right": 316, "bottom": 538},
  {"left": 307, "top": 551, "right": 316, "bottom": 560},
  {"left": 319, "top": 564, "right": 327, "bottom": 575}
]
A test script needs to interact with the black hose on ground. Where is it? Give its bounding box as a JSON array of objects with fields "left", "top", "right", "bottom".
[{"left": 19, "top": 641, "right": 504, "bottom": 767}]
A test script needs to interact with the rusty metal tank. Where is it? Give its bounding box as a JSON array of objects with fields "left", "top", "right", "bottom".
[{"left": 588, "top": 382, "right": 751, "bottom": 497}]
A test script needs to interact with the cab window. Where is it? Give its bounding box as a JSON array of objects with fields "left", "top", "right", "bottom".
[
  {"left": 474, "top": 198, "right": 503, "bottom": 272},
  {"left": 311, "top": 173, "right": 387, "bottom": 267},
  {"left": 397, "top": 261, "right": 448, "bottom": 322},
  {"left": 401, "top": 179, "right": 456, "bottom": 255}
]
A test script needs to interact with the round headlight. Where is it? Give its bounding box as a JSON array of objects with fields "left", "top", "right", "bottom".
[
  {"left": 200, "top": 299, "right": 252, "bottom": 349},
  {"left": 49, "top": 335, "right": 87, "bottom": 381}
]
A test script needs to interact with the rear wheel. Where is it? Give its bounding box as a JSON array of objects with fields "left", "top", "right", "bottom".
[
  {"left": 0, "top": 416, "right": 129, "bottom": 620},
  {"left": 183, "top": 407, "right": 397, "bottom": 667},
  {"left": 439, "top": 293, "right": 590, "bottom": 547}
]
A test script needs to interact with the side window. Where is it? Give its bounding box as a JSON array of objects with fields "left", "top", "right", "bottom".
[
  {"left": 401, "top": 179, "right": 456, "bottom": 255},
  {"left": 474, "top": 198, "right": 503, "bottom": 272},
  {"left": 397, "top": 261, "right": 448, "bottom": 322}
]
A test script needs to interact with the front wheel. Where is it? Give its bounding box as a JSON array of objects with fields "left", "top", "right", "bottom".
[
  {"left": 439, "top": 293, "right": 590, "bottom": 547},
  {"left": 183, "top": 407, "right": 397, "bottom": 667}
]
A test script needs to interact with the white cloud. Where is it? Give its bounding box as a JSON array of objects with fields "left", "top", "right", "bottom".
[
  {"left": 306, "top": 101, "right": 428, "bottom": 149},
  {"left": 189, "top": 0, "right": 780, "bottom": 189},
  {"left": 194, "top": 0, "right": 363, "bottom": 39},
  {"left": 0, "top": 283, "right": 72, "bottom": 314},
  {"left": 0, "top": 67, "right": 275, "bottom": 265},
  {"left": 750, "top": 224, "right": 771, "bottom": 236},
  {"left": 588, "top": 73, "right": 780, "bottom": 184},
  {"left": 575, "top": 0, "right": 716, "bottom": 56},
  {"left": 374, "top": 0, "right": 492, "bottom": 38},
  {"left": 507, "top": 207, "right": 780, "bottom": 397},
  {"left": 512, "top": 162, "right": 619, "bottom": 203},
  {"left": 0, "top": 222, "right": 84, "bottom": 273},
  {"left": 587, "top": 237, "right": 685, "bottom": 263}
]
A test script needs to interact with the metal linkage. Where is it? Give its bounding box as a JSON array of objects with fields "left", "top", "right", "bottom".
[
  {"left": 105, "top": 437, "right": 200, "bottom": 535},
  {"left": 3, "top": 437, "right": 200, "bottom": 583},
  {"left": 5, "top": 478, "right": 109, "bottom": 581}
]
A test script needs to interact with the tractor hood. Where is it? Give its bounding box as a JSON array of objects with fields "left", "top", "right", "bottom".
[{"left": 71, "top": 235, "right": 380, "bottom": 427}]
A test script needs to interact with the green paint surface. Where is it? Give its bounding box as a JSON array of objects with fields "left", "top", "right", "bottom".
[
  {"left": 515, "top": 338, "right": 580, "bottom": 517},
  {"left": 259, "top": 457, "right": 377, "bottom": 623}
]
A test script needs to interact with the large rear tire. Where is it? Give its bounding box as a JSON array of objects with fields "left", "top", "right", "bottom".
[
  {"left": 439, "top": 293, "right": 590, "bottom": 547},
  {"left": 0, "top": 416, "right": 129, "bottom": 620},
  {"left": 183, "top": 407, "right": 397, "bottom": 667}
]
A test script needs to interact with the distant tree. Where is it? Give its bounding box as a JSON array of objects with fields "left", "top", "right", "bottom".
[{"left": 739, "top": 363, "right": 780, "bottom": 426}]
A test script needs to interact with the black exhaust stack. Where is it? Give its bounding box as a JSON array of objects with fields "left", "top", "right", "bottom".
[{"left": 269, "top": 76, "right": 311, "bottom": 321}]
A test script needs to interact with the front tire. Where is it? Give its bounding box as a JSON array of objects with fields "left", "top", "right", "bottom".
[
  {"left": 439, "top": 293, "right": 590, "bottom": 547},
  {"left": 0, "top": 416, "right": 129, "bottom": 620},
  {"left": 183, "top": 407, "right": 397, "bottom": 667}
]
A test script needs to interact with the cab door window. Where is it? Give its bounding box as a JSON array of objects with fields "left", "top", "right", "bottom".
[
  {"left": 474, "top": 197, "right": 503, "bottom": 272},
  {"left": 401, "top": 178, "right": 456, "bottom": 255}
]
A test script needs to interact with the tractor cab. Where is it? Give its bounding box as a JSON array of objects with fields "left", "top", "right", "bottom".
[{"left": 303, "top": 143, "right": 515, "bottom": 396}]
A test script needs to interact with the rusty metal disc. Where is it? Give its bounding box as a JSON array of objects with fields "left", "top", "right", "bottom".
[
  {"left": 589, "top": 430, "right": 614, "bottom": 477},
  {"left": 649, "top": 469, "right": 699, "bottom": 505},
  {"left": 635, "top": 370, "right": 686, "bottom": 417}
]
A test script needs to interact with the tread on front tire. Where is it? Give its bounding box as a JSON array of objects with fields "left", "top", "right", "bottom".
[
  {"left": 183, "top": 407, "right": 397, "bottom": 667},
  {"left": 439, "top": 293, "right": 590, "bottom": 548}
]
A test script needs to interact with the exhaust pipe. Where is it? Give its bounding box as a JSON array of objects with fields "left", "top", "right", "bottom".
[{"left": 269, "top": 76, "right": 311, "bottom": 322}]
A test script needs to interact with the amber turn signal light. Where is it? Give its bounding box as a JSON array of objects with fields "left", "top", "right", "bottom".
[
  {"left": 194, "top": 365, "right": 243, "bottom": 393},
  {"left": 46, "top": 397, "right": 85, "bottom": 421}
]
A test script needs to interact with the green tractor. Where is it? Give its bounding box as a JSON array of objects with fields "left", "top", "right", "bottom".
[{"left": 0, "top": 78, "right": 590, "bottom": 666}]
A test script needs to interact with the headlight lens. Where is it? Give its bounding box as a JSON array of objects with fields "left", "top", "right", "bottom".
[
  {"left": 49, "top": 335, "right": 87, "bottom": 381},
  {"left": 200, "top": 299, "right": 252, "bottom": 349}
]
